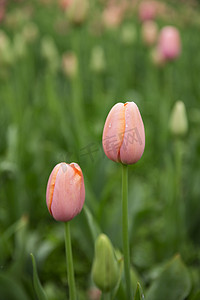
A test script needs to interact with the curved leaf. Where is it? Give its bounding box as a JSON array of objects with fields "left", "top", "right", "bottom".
[
  {"left": 134, "top": 282, "right": 145, "bottom": 300},
  {"left": 146, "top": 254, "right": 191, "bottom": 300},
  {"left": 30, "top": 253, "right": 48, "bottom": 300}
]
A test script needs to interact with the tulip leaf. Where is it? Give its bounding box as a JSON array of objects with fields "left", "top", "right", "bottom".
[
  {"left": 111, "top": 255, "right": 123, "bottom": 300},
  {"left": 30, "top": 253, "right": 48, "bottom": 300},
  {"left": 134, "top": 282, "right": 145, "bottom": 300},
  {"left": 146, "top": 254, "right": 191, "bottom": 300},
  {"left": 83, "top": 205, "right": 101, "bottom": 243}
]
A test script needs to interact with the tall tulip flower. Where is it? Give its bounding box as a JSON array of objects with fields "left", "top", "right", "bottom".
[
  {"left": 46, "top": 162, "right": 85, "bottom": 300},
  {"left": 102, "top": 102, "right": 145, "bottom": 165},
  {"left": 102, "top": 101, "right": 145, "bottom": 300}
]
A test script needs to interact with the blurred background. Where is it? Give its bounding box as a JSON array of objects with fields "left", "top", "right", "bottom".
[{"left": 1, "top": 0, "right": 200, "bottom": 299}]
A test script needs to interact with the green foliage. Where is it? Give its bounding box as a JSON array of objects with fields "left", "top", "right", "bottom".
[
  {"left": 146, "top": 255, "right": 191, "bottom": 300},
  {"left": 134, "top": 283, "right": 145, "bottom": 300}
]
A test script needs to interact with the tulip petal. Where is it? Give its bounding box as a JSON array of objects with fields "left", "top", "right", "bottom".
[
  {"left": 120, "top": 102, "right": 145, "bottom": 164},
  {"left": 46, "top": 163, "right": 61, "bottom": 215},
  {"left": 102, "top": 103, "right": 125, "bottom": 162}
]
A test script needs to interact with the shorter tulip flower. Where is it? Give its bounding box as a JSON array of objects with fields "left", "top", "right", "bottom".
[
  {"left": 46, "top": 162, "right": 85, "bottom": 222},
  {"left": 158, "top": 26, "right": 181, "bottom": 61},
  {"left": 102, "top": 102, "right": 145, "bottom": 165}
]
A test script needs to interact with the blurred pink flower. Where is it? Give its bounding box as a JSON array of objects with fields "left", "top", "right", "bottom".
[
  {"left": 102, "top": 2, "right": 127, "bottom": 29},
  {"left": 59, "top": 0, "right": 72, "bottom": 10},
  {"left": 158, "top": 26, "right": 181, "bottom": 60},
  {"left": 87, "top": 287, "right": 101, "bottom": 300},
  {"left": 141, "top": 20, "right": 158, "bottom": 46},
  {"left": 62, "top": 51, "right": 78, "bottom": 78},
  {"left": 138, "top": 1, "right": 157, "bottom": 22}
]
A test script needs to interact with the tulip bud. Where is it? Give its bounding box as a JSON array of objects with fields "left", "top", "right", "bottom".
[
  {"left": 102, "top": 4, "right": 125, "bottom": 29},
  {"left": 92, "top": 234, "right": 119, "bottom": 292},
  {"left": 138, "top": 1, "right": 157, "bottom": 22},
  {"left": 102, "top": 102, "right": 145, "bottom": 165},
  {"left": 66, "top": 0, "right": 89, "bottom": 25},
  {"left": 120, "top": 24, "right": 137, "bottom": 46},
  {"left": 46, "top": 162, "right": 85, "bottom": 222},
  {"left": 90, "top": 46, "right": 106, "bottom": 73},
  {"left": 41, "top": 36, "right": 59, "bottom": 72},
  {"left": 62, "top": 52, "right": 78, "bottom": 79},
  {"left": 169, "top": 101, "right": 188, "bottom": 136},
  {"left": 13, "top": 34, "right": 27, "bottom": 59},
  {"left": 150, "top": 46, "right": 166, "bottom": 67},
  {"left": 141, "top": 20, "right": 158, "bottom": 46},
  {"left": 158, "top": 26, "right": 181, "bottom": 61},
  {"left": 22, "top": 22, "right": 39, "bottom": 44}
]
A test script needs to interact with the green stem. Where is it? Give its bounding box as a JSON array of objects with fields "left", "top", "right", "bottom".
[
  {"left": 174, "top": 138, "right": 184, "bottom": 249},
  {"left": 122, "top": 164, "right": 132, "bottom": 299},
  {"left": 64, "top": 222, "right": 76, "bottom": 300}
]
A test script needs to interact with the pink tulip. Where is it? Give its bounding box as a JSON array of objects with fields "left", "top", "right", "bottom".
[
  {"left": 158, "top": 26, "right": 181, "bottom": 60},
  {"left": 102, "top": 102, "right": 145, "bottom": 165},
  {"left": 102, "top": 4, "right": 125, "bottom": 29},
  {"left": 138, "top": 1, "right": 157, "bottom": 22},
  {"left": 46, "top": 162, "right": 85, "bottom": 222}
]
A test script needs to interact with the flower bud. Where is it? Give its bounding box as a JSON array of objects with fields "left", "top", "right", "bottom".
[
  {"left": 150, "top": 46, "right": 166, "bottom": 67},
  {"left": 102, "top": 3, "right": 126, "bottom": 29},
  {"left": 90, "top": 46, "right": 106, "bottom": 74},
  {"left": 41, "top": 36, "right": 59, "bottom": 72},
  {"left": 141, "top": 20, "right": 158, "bottom": 46},
  {"left": 120, "top": 24, "right": 137, "bottom": 46},
  {"left": 92, "top": 234, "right": 119, "bottom": 292},
  {"left": 138, "top": 1, "right": 157, "bottom": 22},
  {"left": 46, "top": 162, "right": 85, "bottom": 222},
  {"left": 62, "top": 51, "right": 78, "bottom": 79},
  {"left": 169, "top": 101, "right": 188, "bottom": 136},
  {"left": 158, "top": 26, "right": 181, "bottom": 61},
  {"left": 102, "top": 102, "right": 145, "bottom": 165},
  {"left": 0, "top": 30, "right": 13, "bottom": 66},
  {"left": 66, "top": 0, "right": 89, "bottom": 25},
  {"left": 22, "top": 22, "right": 39, "bottom": 44},
  {"left": 13, "top": 34, "right": 27, "bottom": 59}
]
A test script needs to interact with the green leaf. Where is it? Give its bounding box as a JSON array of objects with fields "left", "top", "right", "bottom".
[
  {"left": 30, "top": 253, "right": 48, "bottom": 300},
  {"left": 146, "top": 254, "right": 191, "bottom": 300},
  {"left": 111, "top": 253, "right": 123, "bottom": 300},
  {"left": 83, "top": 205, "right": 101, "bottom": 243},
  {"left": 134, "top": 282, "right": 145, "bottom": 300}
]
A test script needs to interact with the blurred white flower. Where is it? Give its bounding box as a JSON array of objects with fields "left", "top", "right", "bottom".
[
  {"left": 41, "top": 36, "right": 59, "bottom": 72},
  {"left": 90, "top": 46, "right": 106, "bottom": 73}
]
